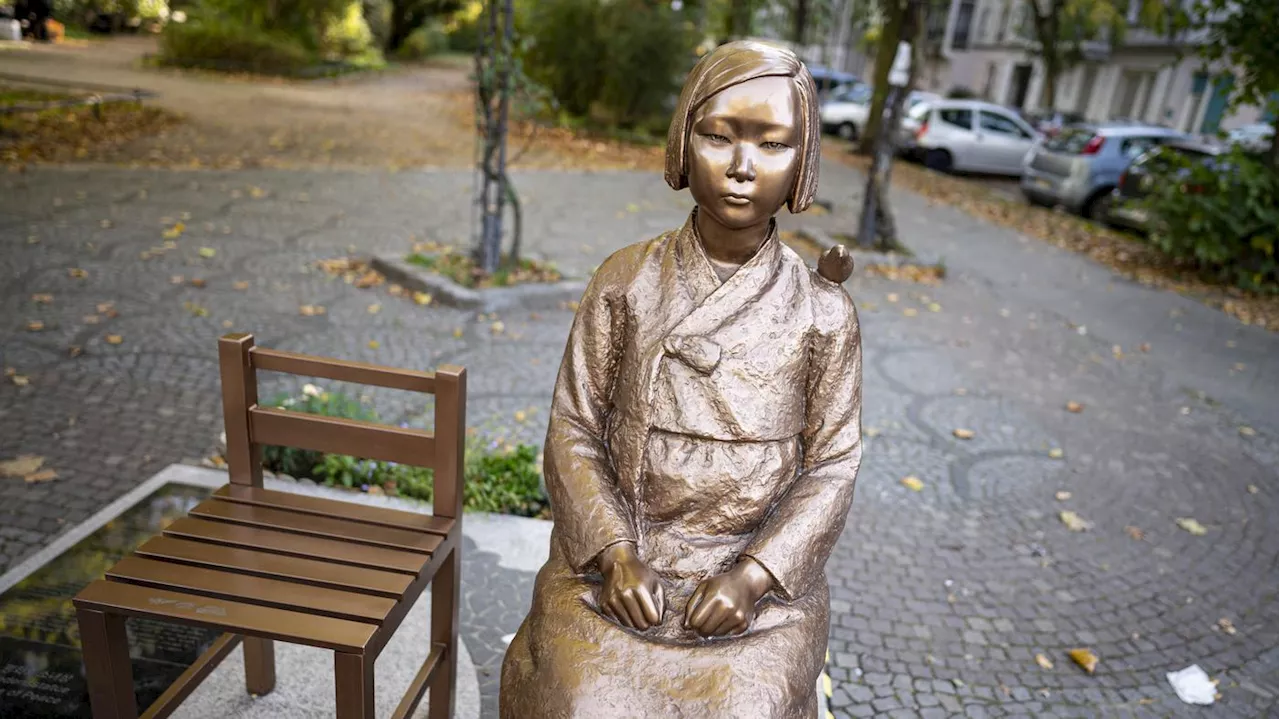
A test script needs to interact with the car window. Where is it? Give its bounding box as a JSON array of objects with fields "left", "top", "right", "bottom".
[
  {"left": 907, "top": 102, "right": 933, "bottom": 121},
  {"left": 1044, "top": 127, "right": 1096, "bottom": 152},
  {"left": 1120, "top": 136, "right": 1161, "bottom": 160},
  {"left": 979, "top": 111, "right": 1030, "bottom": 138},
  {"left": 938, "top": 108, "right": 973, "bottom": 130}
]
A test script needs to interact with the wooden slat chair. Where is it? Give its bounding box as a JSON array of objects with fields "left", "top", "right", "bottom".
[{"left": 72, "top": 333, "right": 466, "bottom": 719}]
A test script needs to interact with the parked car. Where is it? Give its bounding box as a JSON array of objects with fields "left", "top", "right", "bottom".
[
  {"left": 1020, "top": 122, "right": 1189, "bottom": 220},
  {"left": 820, "top": 88, "right": 939, "bottom": 141},
  {"left": 897, "top": 99, "right": 1041, "bottom": 176},
  {"left": 1106, "top": 138, "right": 1224, "bottom": 233},
  {"left": 1226, "top": 123, "right": 1275, "bottom": 152}
]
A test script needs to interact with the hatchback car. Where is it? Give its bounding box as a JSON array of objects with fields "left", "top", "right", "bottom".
[
  {"left": 897, "top": 100, "right": 1041, "bottom": 176},
  {"left": 820, "top": 88, "right": 939, "bottom": 141},
  {"left": 1020, "top": 123, "right": 1189, "bottom": 220}
]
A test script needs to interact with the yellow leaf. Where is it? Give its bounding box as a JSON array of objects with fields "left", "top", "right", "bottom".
[
  {"left": 1035, "top": 654, "right": 1054, "bottom": 670},
  {"left": 11, "top": 375, "right": 29, "bottom": 387},
  {"left": 927, "top": 302, "right": 942, "bottom": 312},
  {"left": 1238, "top": 426, "right": 1256, "bottom": 437},
  {"left": 900, "top": 476, "right": 924, "bottom": 492},
  {"left": 1055, "top": 491, "right": 1072, "bottom": 501},
  {"left": 68, "top": 268, "right": 88, "bottom": 279},
  {"left": 453, "top": 327, "right": 464, "bottom": 338},
  {"left": 1125, "top": 525, "right": 1145, "bottom": 540},
  {"left": 299, "top": 305, "right": 326, "bottom": 317},
  {"left": 222, "top": 320, "right": 234, "bottom": 329},
  {"left": 367, "top": 304, "right": 381, "bottom": 314},
  {"left": 625, "top": 203, "right": 640, "bottom": 213},
  {"left": 491, "top": 321, "right": 506, "bottom": 334},
  {"left": 1217, "top": 617, "right": 1236, "bottom": 635},
  {"left": 368, "top": 340, "right": 380, "bottom": 349},
  {"left": 1059, "top": 510, "right": 1092, "bottom": 531},
  {"left": 515, "top": 410, "right": 527, "bottom": 423},
  {"left": 233, "top": 281, "right": 250, "bottom": 291},
  {"left": 31, "top": 293, "right": 53, "bottom": 304},
  {"left": 413, "top": 292, "right": 433, "bottom": 306},
  {"left": 952, "top": 428, "right": 975, "bottom": 440},
  {"left": 170, "top": 275, "right": 185, "bottom": 285},
  {"left": 1067, "top": 648, "right": 1098, "bottom": 674},
  {"left": 24, "top": 469, "right": 58, "bottom": 484},
  {"left": 1066, "top": 401, "right": 1084, "bottom": 413},
  {"left": 198, "top": 247, "right": 217, "bottom": 259},
  {"left": 162, "top": 222, "right": 185, "bottom": 239},
  {"left": 1048, "top": 448, "right": 1064, "bottom": 459},
  {"left": 105, "top": 334, "right": 124, "bottom": 345},
  {"left": 26, "top": 320, "right": 44, "bottom": 332},
  {"left": 1175, "top": 517, "right": 1207, "bottom": 536},
  {"left": 903, "top": 308, "right": 918, "bottom": 317},
  {"left": 0, "top": 455, "right": 44, "bottom": 477},
  {"left": 250, "top": 186, "right": 267, "bottom": 199}
]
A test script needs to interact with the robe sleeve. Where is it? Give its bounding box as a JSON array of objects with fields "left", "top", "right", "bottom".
[
  {"left": 543, "top": 268, "right": 637, "bottom": 573},
  {"left": 743, "top": 289, "right": 863, "bottom": 601}
]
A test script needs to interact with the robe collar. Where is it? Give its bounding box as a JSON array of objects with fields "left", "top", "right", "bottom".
[{"left": 661, "top": 209, "right": 783, "bottom": 375}]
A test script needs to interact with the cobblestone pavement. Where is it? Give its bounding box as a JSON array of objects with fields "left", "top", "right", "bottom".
[{"left": 2, "top": 159, "right": 1275, "bottom": 718}]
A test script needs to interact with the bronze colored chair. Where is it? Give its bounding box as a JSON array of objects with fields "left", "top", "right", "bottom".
[{"left": 72, "top": 333, "right": 465, "bottom": 719}]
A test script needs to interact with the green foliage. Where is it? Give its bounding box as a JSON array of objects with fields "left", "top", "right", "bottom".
[
  {"left": 1135, "top": 145, "right": 1278, "bottom": 292},
  {"left": 522, "top": 0, "right": 695, "bottom": 132},
  {"left": 322, "top": 1, "right": 379, "bottom": 58},
  {"left": 1182, "top": 0, "right": 1278, "bottom": 125},
  {"left": 159, "top": 11, "right": 315, "bottom": 74},
  {"left": 395, "top": 21, "right": 448, "bottom": 60},
  {"left": 259, "top": 386, "right": 547, "bottom": 516}
]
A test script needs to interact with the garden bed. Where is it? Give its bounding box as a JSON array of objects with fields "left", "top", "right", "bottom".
[{"left": 209, "top": 384, "right": 549, "bottom": 518}]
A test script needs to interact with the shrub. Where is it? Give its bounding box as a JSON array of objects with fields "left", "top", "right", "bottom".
[
  {"left": 396, "top": 22, "right": 448, "bottom": 60},
  {"left": 1134, "top": 144, "right": 1278, "bottom": 292},
  {"left": 321, "top": 0, "right": 377, "bottom": 58},
  {"left": 259, "top": 385, "right": 548, "bottom": 517},
  {"left": 159, "top": 11, "right": 314, "bottom": 73}
]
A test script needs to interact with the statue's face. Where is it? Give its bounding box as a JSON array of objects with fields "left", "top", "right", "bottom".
[{"left": 687, "top": 75, "right": 801, "bottom": 230}]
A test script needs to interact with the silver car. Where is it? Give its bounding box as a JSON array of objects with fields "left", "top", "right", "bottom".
[
  {"left": 1020, "top": 123, "right": 1188, "bottom": 220},
  {"left": 897, "top": 100, "right": 1041, "bottom": 176}
]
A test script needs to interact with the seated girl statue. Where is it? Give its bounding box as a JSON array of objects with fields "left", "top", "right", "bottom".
[{"left": 500, "top": 39, "right": 863, "bottom": 719}]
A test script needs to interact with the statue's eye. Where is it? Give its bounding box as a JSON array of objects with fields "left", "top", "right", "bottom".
[
  {"left": 703, "top": 133, "right": 731, "bottom": 144},
  {"left": 762, "top": 142, "right": 790, "bottom": 151}
]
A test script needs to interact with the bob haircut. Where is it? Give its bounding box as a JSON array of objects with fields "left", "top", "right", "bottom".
[{"left": 665, "top": 40, "right": 820, "bottom": 214}]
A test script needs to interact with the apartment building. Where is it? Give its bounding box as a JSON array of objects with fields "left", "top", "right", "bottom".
[{"left": 924, "top": 0, "right": 1268, "bottom": 134}]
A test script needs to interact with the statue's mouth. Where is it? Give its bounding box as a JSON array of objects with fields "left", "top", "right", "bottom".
[{"left": 723, "top": 193, "right": 752, "bottom": 206}]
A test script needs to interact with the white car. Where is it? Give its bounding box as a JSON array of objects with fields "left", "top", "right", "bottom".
[
  {"left": 897, "top": 99, "right": 1042, "bottom": 176},
  {"left": 820, "top": 87, "right": 942, "bottom": 141}
]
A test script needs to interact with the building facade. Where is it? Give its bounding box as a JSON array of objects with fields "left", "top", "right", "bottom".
[{"left": 924, "top": 0, "right": 1266, "bottom": 134}]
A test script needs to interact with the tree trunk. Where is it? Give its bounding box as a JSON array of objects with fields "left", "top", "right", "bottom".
[
  {"left": 1030, "top": 0, "right": 1061, "bottom": 110},
  {"left": 386, "top": 0, "right": 418, "bottom": 52},
  {"left": 792, "top": 0, "right": 809, "bottom": 47},
  {"left": 857, "top": 0, "right": 906, "bottom": 154}
]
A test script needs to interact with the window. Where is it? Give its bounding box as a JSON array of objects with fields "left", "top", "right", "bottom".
[
  {"left": 976, "top": 7, "right": 990, "bottom": 43},
  {"left": 939, "top": 108, "right": 974, "bottom": 129},
  {"left": 1120, "top": 136, "right": 1160, "bottom": 160},
  {"left": 979, "top": 111, "right": 1030, "bottom": 138},
  {"left": 950, "top": 0, "right": 975, "bottom": 49}
]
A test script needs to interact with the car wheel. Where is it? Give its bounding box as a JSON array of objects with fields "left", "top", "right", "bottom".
[
  {"left": 924, "top": 148, "right": 953, "bottom": 172},
  {"left": 1082, "top": 188, "right": 1115, "bottom": 223},
  {"left": 837, "top": 122, "right": 858, "bottom": 141}
]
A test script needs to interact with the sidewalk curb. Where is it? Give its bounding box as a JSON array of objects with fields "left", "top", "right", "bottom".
[
  {"left": 795, "top": 226, "right": 946, "bottom": 272},
  {"left": 369, "top": 255, "right": 588, "bottom": 313}
]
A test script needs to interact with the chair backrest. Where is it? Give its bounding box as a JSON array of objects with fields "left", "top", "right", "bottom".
[{"left": 217, "top": 333, "right": 466, "bottom": 520}]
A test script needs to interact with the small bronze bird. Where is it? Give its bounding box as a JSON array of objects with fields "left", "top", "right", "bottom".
[{"left": 817, "top": 244, "right": 854, "bottom": 284}]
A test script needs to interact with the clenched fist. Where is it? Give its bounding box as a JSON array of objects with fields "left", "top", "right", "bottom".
[
  {"left": 597, "top": 542, "right": 666, "bottom": 631},
  {"left": 684, "top": 557, "right": 774, "bottom": 637}
]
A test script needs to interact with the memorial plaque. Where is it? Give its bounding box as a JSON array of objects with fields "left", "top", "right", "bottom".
[{"left": 0, "top": 483, "right": 219, "bottom": 718}]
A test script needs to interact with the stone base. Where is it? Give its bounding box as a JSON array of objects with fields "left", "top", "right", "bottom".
[{"left": 370, "top": 255, "right": 587, "bottom": 313}]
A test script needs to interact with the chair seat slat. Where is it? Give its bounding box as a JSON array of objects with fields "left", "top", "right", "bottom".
[
  {"left": 190, "top": 498, "right": 441, "bottom": 554},
  {"left": 216, "top": 484, "right": 452, "bottom": 536}
]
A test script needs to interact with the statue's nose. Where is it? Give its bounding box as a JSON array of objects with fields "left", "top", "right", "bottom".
[{"left": 727, "top": 146, "right": 756, "bottom": 182}]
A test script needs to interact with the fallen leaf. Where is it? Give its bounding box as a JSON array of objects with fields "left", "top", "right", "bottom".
[
  {"left": 96, "top": 302, "right": 115, "bottom": 314},
  {"left": 900, "top": 475, "right": 924, "bottom": 492},
  {"left": 233, "top": 281, "right": 250, "bottom": 291},
  {"left": 491, "top": 321, "right": 506, "bottom": 334},
  {"left": 515, "top": 410, "right": 528, "bottom": 423},
  {"left": 413, "top": 292, "right": 433, "bottom": 306},
  {"left": 170, "top": 275, "right": 185, "bottom": 285},
  {"left": 1048, "top": 448, "right": 1065, "bottom": 459},
  {"left": 1139, "top": 343, "right": 1151, "bottom": 352},
  {"left": 0, "top": 455, "right": 44, "bottom": 477},
  {"left": 24, "top": 469, "right": 58, "bottom": 484},
  {"left": 299, "top": 305, "right": 326, "bottom": 317},
  {"left": 952, "top": 428, "right": 975, "bottom": 440},
  {"left": 1055, "top": 491, "right": 1072, "bottom": 501},
  {"left": 189, "top": 278, "right": 207, "bottom": 288},
  {"left": 222, "top": 320, "right": 234, "bottom": 329},
  {"left": 1035, "top": 654, "right": 1055, "bottom": 670},
  {"left": 886, "top": 293, "right": 900, "bottom": 303},
  {"left": 368, "top": 340, "right": 380, "bottom": 349},
  {"left": 367, "top": 304, "right": 381, "bottom": 314},
  {"left": 26, "top": 320, "right": 44, "bottom": 332},
  {"left": 11, "top": 375, "right": 29, "bottom": 387},
  {"left": 903, "top": 308, "right": 919, "bottom": 317},
  {"left": 927, "top": 302, "right": 942, "bottom": 312},
  {"left": 1067, "top": 648, "right": 1098, "bottom": 674},
  {"left": 3, "top": 368, "right": 13, "bottom": 377},
  {"left": 1238, "top": 426, "right": 1256, "bottom": 437},
  {"left": 68, "top": 346, "right": 82, "bottom": 357},
  {"left": 1125, "top": 526, "right": 1145, "bottom": 541},
  {"left": 1216, "top": 617, "right": 1236, "bottom": 635},
  {"left": 82, "top": 315, "right": 101, "bottom": 325},
  {"left": 198, "top": 247, "right": 217, "bottom": 259},
  {"left": 1175, "top": 517, "right": 1207, "bottom": 536},
  {"left": 31, "top": 293, "right": 53, "bottom": 304},
  {"left": 249, "top": 186, "right": 267, "bottom": 198},
  {"left": 452, "top": 327, "right": 464, "bottom": 338},
  {"left": 105, "top": 334, "right": 123, "bottom": 345},
  {"left": 1059, "top": 510, "right": 1092, "bottom": 531},
  {"left": 1247, "top": 485, "right": 1258, "bottom": 494},
  {"left": 162, "top": 222, "right": 185, "bottom": 239},
  {"left": 1066, "top": 401, "right": 1084, "bottom": 413},
  {"left": 183, "top": 301, "right": 208, "bottom": 317}
]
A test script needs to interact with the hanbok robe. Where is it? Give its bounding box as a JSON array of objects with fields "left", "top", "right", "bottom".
[{"left": 500, "top": 210, "right": 864, "bottom": 719}]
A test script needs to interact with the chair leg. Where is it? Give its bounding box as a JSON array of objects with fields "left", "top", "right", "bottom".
[
  {"left": 77, "top": 609, "right": 138, "bottom": 719},
  {"left": 428, "top": 544, "right": 460, "bottom": 719},
  {"left": 243, "top": 637, "right": 276, "bottom": 696},
  {"left": 335, "top": 652, "right": 375, "bottom": 719}
]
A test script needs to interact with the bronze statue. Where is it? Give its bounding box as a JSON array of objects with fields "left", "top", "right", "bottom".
[{"left": 500, "top": 40, "right": 863, "bottom": 718}]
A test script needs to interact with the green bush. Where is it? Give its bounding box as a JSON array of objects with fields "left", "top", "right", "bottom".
[
  {"left": 396, "top": 22, "right": 449, "bottom": 60},
  {"left": 259, "top": 385, "right": 548, "bottom": 517},
  {"left": 159, "top": 11, "right": 315, "bottom": 73},
  {"left": 1134, "top": 144, "right": 1278, "bottom": 292},
  {"left": 322, "top": 0, "right": 377, "bottom": 58},
  {"left": 522, "top": 0, "right": 693, "bottom": 132}
]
